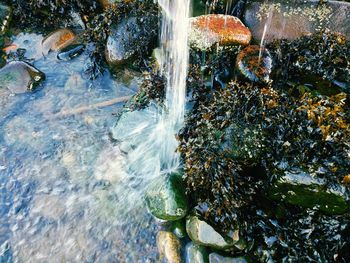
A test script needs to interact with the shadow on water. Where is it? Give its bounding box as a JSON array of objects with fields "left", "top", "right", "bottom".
[{"left": 0, "top": 31, "right": 159, "bottom": 262}]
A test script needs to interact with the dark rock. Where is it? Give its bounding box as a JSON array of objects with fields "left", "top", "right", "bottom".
[
  {"left": 189, "top": 14, "right": 251, "bottom": 50},
  {"left": 186, "top": 215, "right": 238, "bottom": 250},
  {"left": 0, "top": 3, "right": 11, "bottom": 35},
  {"left": 236, "top": 45, "right": 272, "bottom": 84},
  {"left": 243, "top": 0, "right": 350, "bottom": 43},
  {"left": 145, "top": 173, "right": 188, "bottom": 221},
  {"left": 0, "top": 61, "right": 45, "bottom": 94},
  {"left": 105, "top": 16, "right": 157, "bottom": 66},
  {"left": 170, "top": 219, "right": 187, "bottom": 239},
  {"left": 185, "top": 242, "right": 209, "bottom": 263},
  {"left": 269, "top": 170, "right": 350, "bottom": 214},
  {"left": 209, "top": 253, "right": 249, "bottom": 263},
  {"left": 57, "top": 44, "right": 85, "bottom": 61}
]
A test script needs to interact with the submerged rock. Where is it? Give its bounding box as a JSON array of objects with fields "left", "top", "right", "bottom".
[
  {"left": 209, "top": 253, "right": 248, "bottom": 263},
  {"left": 0, "top": 3, "right": 11, "bottom": 35},
  {"left": 270, "top": 170, "right": 350, "bottom": 214},
  {"left": 170, "top": 219, "right": 187, "bottom": 239},
  {"left": 185, "top": 242, "right": 209, "bottom": 263},
  {"left": 145, "top": 173, "right": 188, "bottom": 221},
  {"left": 0, "top": 61, "right": 45, "bottom": 94},
  {"left": 105, "top": 16, "right": 157, "bottom": 66},
  {"left": 157, "top": 231, "right": 182, "bottom": 263},
  {"left": 236, "top": 45, "right": 272, "bottom": 84},
  {"left": 57, "top": 44, "right": 85, "bottom": 61},
  {"left": 244, "top": 0, "right": 350, "bottom": 43},
  {"left": 42, "top": 29, "right": 76, "bottom": 55},
  {"left": 189, "top": 14, "right": 251, "bottom": 50},
  {"left": 186, "top": 215, "right": 238, "bottom": 250}
]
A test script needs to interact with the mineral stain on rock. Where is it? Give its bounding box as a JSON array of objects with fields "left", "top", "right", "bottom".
[{"left": 189, "top": 14, "right": 251, "bottom": 50}]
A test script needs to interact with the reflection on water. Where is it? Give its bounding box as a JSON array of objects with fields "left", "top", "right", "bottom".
[{"left": 0, "top": 32, "right": 159, "bottom": 262}]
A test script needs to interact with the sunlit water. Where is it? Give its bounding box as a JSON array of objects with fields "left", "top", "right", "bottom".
[
  {"left": 110, "top": 0, "right": 191, "bottom": 221},
  {"left": 0, "top": 33, "right": 160, "bottom": 262}
]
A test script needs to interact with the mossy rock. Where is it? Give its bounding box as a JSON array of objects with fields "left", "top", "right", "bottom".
[
  {"left": 145, "top": 173, "right": 188, "bottom": 221},
  {"left": 269, "top": 170, "right": 350, "bottom": 215}
]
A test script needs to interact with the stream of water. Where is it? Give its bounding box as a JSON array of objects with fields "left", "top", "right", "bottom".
[{"left": 0, "top": 0, "right": 191, "bottom": 262}]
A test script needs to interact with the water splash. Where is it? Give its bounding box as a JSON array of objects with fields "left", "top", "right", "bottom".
[{"left": 110, "top": 0, "right": 191, "bottom": 217}]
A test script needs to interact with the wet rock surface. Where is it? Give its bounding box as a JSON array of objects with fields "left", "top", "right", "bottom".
[
  {"left": 42, "top": 29, "right": 76, "bottom": 55},
  {"left": 0, "top": 3, "right": 11, "bottom": 34},
  {"left": 105, "top": 15, "right": 157, "bottom": 66},
  {"left": 189, "top": 14, "right": 251, "bottom": 50},
  {"left": 270, "top": 170, "right": 350, "bottom": 214},
  {"left": 57, "top": 44, "right": 85, "bottom": 61},
  {"left": 185, "top": 242, "right": 209, "bottom": 263},
  {"left": 209, "top": 253, "right": 248, "bottom": 263},
  {"left": 186, "top": 215, "right": 238, "bottom": 250},
  {"left": 145, "top": 174, "right": 188, "bottom": 221},
  {"left": 0, "top": 61, "right": 45, "bottom": 94},
  {"left": 236, "top": 45, "right": 272, "bottom": 83},
  {"left": 157, "top": 231, "right": 182, "bottom": 263},
  {"left": 244, "top": 0, "right": 350, "bottom": 43}
]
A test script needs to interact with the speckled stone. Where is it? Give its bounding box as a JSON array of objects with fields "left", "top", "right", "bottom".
[{"left": 189, "top": 14, "right": 251, "bottom": 50}]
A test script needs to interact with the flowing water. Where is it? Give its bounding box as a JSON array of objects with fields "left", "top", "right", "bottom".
[{"left": 0, "top": 0, "right": 191, "bottom": 262}]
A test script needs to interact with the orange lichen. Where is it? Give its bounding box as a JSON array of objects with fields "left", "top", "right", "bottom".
[{"left": 192, "top": 14, "right": 252, "bottom": 46}]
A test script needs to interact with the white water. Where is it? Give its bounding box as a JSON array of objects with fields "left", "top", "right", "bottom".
[{"left": 110, "top": 0, "right": 191, "bottom": 217}]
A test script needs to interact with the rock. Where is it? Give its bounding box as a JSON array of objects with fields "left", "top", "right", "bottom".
[
  {"left": 269, "top": 170, "right": 350, "bottom": 214},
  {"left": 105, "top": 16, "right": 157, "bottom": 66},
  {"left": 209, "top": 253, "right": 249, "bottom": 263},
  {"left": 42, "top": 29, "right": 76, "bottom": 55},
  {"left": 236, "top": 45, "right": 272, "bottom": 84},
  {"left": 145, "top": 173, "right": 188, "bottom": 221},
  {"left": 186, "top": 216, "right": 237, "bottom": 250},
  {"left": 171, "top": 220, "right": 187, "bottom": 239},
  {"left": 57, "top": 44, "right": 85, "bottom": 61},
  {"left": 185, "top": 242, "right": 209, "bottom": 263},
  {"left": 157, "top": 231, "right": 182, "bottom": 263},
  {"left": 0, "top": 3, "right": 11, "bottom": 35},
  {"left": 243, "top": 0, "right": 350, "bottom": 43},
  {"left": 0, "top": 61, "right": 45, "bottom": 94},
  {"left": 99, "top": 0, "right": 122, "bottom": 8},
  {"left": 189, "top": 14, "right": 251, "bottom": 50}
]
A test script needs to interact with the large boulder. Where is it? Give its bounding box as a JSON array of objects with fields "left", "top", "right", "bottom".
[
  {"left": 189, "top": 14, "right": 251, "bottom": 50},
  {"left": 243, "top": 0, "right": 350, "bottom": 43},
  {"left": 269, "top": 170, "right": 350, "bottom": 214}
]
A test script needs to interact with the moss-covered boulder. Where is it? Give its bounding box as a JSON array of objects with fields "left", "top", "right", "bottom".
[
  {"left": 269, "top": 170, "right": 350, "bottom": 214},
  {"left": 145, "top": 173, "right": 188, "bottom": 221}
]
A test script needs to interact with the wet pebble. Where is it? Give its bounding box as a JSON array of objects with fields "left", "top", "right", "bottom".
[
  {"left": 236, "top": 45, "right": 272, "bottom": 84},
  {"left": 186, "top": 215, "right": 237, "bottom": 250},
  {"left": 185, "top": 242, "right": 209, "bottom": 263},
  {"left": 189, "top": 14, "right": 251, "bottom": 50},
  {"left": 209, "top": 253, "right": 248, "bottom": 263},
  {"left": 157, "top": 231, "right": 182, "bottom": 263},
  {"left": 42, "top": 29, "right": 76, "bottom": 55},
  {"left": 0, "top": 61, "right": 45, "bottom": 94},
  {"left": 57, "top": 44, "right": 85, "bottom": 61}
]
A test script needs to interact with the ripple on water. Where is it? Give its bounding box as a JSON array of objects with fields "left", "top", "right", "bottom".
[{"left": 0, "top": 31, "right": 158, "bottom": 262}]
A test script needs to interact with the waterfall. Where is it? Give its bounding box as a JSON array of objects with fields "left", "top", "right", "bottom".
[{"left": 110, "top": 0, "right": 191, "bottom": 220}]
